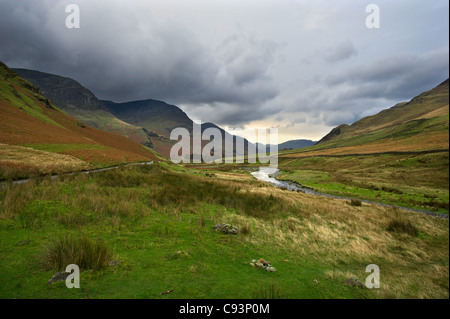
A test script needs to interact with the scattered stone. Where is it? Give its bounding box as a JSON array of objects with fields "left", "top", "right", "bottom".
[
  {"left": 345, "top": 277, "right": 365, "bottom": 288},
  {"left": 255, "top": 262, "right": 264, "bottom": 269},
  {"left": 249, "top": 258, "right": 276, "bottom": 272},
  {"left": 258, "top": 258, "right": 270, "bottom": 266},
  {"left": 213, "top": 223, "right": 239, "bottom": 235},
  {"left": 47, "top": 271, "right": 70, "bottom": 285}
]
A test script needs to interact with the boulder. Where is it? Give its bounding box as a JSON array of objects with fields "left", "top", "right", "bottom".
[
  {"left": 213, "top": 223, "right": 239, "bottom": 235},
  {"left": 345, "top": 277, "right": 365, "bottom": 288},
  {"left": 258, "top": 258, "right": 270, "bottom": 266},
  {"left": 255, "top": 262, "right": 264, "bottom": 269},
  {"left": 47, "top": 271, "right": 70, "bottom": 285}
]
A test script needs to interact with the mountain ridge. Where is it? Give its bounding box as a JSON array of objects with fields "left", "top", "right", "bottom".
[
  {"left": 282, "top": 78, "right": 449, "bottom": 157},
  {"left": 0, "top": 61, "right": 159, "bottom": 172}
]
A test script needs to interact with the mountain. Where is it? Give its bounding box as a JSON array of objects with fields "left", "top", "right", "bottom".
[
  {"left": 12, "top": 68, "right": 157, "bottom": 149},
  {"left": 289, "top": 79, "right": 449, "bottom": 156},
  {"left": 278, "top": 139, "right": 316, "bottom": 150},
  {"left": 0, "top": 61, "right": 159, "bottom": 175},
  {"left": 103, "top": 99, "right": 192, "bottom": 138},
  {"left": 13, "top": 68, "right": 253, "bottom": 158},
  {"left": 103, "top": 99, "right": 253, "bottom": 158}
]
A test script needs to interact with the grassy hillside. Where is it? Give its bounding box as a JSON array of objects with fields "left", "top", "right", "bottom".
[
  {"left": 103, "top": 99, "right": 193, "bottom": 138},
  {"left": 0, "top": 143, "right": 92, "bottom": 180},
  {"left": 104, "top": 100, "right": 253, "bottom": 158},
  {"left": 13, "top": 68, "right": 158, "bottom": 150},
  {"left": 277, "top": 80, "right": 449, "bottom": 215},
  {"left": 0, "top": 163, "right": 447, "bottom": 298},
  {"left": 283, "top": 79, "right": 449, "bottom": 156},
  {"left": 0, "top": 61, "right": 159, "bottom": 178}
]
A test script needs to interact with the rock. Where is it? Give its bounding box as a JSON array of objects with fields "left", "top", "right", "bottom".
[
  {"left": 176, "top": 250, "right": 189, "bottom": 257},
  {"left": 47, "top": 271, "right": 71, "bottom": 285},
  {"left": 258, "top": 258, "right": 270, "bottom": 266},
  {"left": 213, "top": 223, "right": 239, "bottom": 235},
  {"left": 255, "top": 262, "right": 264, "bottom": 269},
  {"left": 249, "top": 263, "right": 255, "bottom": 267},
  {"left": 265, "top": 267, "right": 276, "bottom": 272},
  {"left": 252, "top": 260, "right": 257, "bottom": 263},
  {"left": 345, "top": 277, "right": 365, "bottom": 288}
]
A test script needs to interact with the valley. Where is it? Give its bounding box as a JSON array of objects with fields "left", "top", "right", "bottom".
[{"left": 0, "top": 61, "right": 448, "bottom": 299}]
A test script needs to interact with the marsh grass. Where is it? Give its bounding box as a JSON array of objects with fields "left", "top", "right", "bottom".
[
  {"left": 387, "top": 218, "right": 419, "bottom": 237},
  {"left": 350, "top": 199, "right": 362, "bottom": 207},
  {"left": 41, "top": 234, "right": 113, "bottom": 271},
  {"left": 251, "top": 283, "right": 282, "bottom": 299},
  {"left": 277, "top": 153, "right": 449, "bottom": 214}
]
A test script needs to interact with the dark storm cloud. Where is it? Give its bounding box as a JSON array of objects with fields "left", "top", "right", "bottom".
[
  {"left": 0, "top": 0, "right": 448, "bottom": 140},
  {"left": 0, "top": 0, "right": 280, "bottom": 109},
  {"left": 326, "top": 47, "right": 449, "bottom": 101}
]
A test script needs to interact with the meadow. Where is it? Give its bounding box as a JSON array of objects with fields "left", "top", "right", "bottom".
[
  {"left": 277, "top": 152, "right": 449, "bottom": 214},
  {"left": 0, "top": 163, "right": 448, "bottom": 299}
]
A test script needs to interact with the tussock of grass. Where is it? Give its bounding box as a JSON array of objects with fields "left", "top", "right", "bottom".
[
  {"left": 41, "top": 234, "right": 112, "bottom": 271},
  {"left": 251, "top": 283, "right": 282, "bottom": 299},
  {"left": 387, "top": 219, "right": 419, "bottom": 237},
  {"left": 350, "top": 199, "right": 362, "bottom": 207}
]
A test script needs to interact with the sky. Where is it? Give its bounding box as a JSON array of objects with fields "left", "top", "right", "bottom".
[{"left": 0, "top": 0, "right": 448, "bottom": 142}]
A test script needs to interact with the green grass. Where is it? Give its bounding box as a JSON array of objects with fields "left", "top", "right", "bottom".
[
  {"left": 0, "top": 66, "right": 63, "bottom": 128},
  {"left": 278, "top": 153, "right": 449, "bottom": 214},
  {"left": 0, "top": 163, "right": 448, "bottom": 299}
]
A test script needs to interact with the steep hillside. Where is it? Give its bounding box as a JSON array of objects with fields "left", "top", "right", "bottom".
[
  {"left": 103, "top": 99, "right": 192, "bottom": 138},
  {"left": 103, "top": 100, "right": 253, "bottom": 158},
  {"left": 0, "top": 61, "right": 159, "bottom": 178},
  {"left": 284, "top": 79, "right": 449, "bottom": 157},
  {"left": 12, "top": 68, "right": 157, "bottom": 149},
  {"left": 13, "top": 68, "right": 252, "bottom": 159}
]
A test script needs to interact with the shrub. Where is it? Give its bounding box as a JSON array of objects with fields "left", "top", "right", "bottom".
[
  {"left": 240, "top": 223, "right": 252, "bottom": 235},
  {"left": 350, "top": 199, "right": 362, "bottom": 207},
  {"left": 387, "top": 219, "right": 419, "bottom": 237},
  {"left": 41, "top": 234, "right": 112, "bottom": 271}
]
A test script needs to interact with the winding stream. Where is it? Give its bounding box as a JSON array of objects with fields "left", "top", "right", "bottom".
[{"left": 251, "top": 167, "right": 449, "bottom": 220}]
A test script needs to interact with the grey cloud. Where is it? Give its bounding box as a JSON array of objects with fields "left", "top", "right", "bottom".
[
  {"left": 0, "top": 0, "right": 280, "bottom": 110},
  {"left": 0, "top": 0, "right": 448, "bottom": 139},
  {"left": 324, "top": 40, "right": 357, "bottom": 62},
  {"left": 327, "top": 47, "right": 449, "bottom": 101}
]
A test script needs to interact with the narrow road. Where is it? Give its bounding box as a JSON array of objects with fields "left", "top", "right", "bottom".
[{"left": 0, "top": 161, "right": 154, "bottom": 186}]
